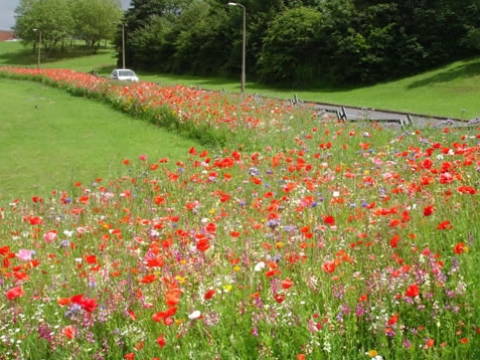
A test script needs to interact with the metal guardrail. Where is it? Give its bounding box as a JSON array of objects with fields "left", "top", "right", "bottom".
[
  {"left": 317, "top": 104, "right": 410, "bottom": 129},
  {"left": 287, "top": 94, "right": 480, "bottom": 130}
]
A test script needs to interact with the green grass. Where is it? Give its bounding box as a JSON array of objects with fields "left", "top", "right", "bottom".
[
  {"left": 0, "top": 41, "right": 117, "bottom": 73},
  {"left": 2, "top": 41, "right": 480, "bottom": 119},
  {"left": 0, "top": 78, "right": 199, "bottom": 199}
]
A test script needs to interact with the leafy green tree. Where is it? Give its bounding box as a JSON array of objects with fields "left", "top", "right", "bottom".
[
  {"left": 128, "top": 15, "right": 175, "bottom": 69},
  {"left": 70, "top": 0, "right": 122, "bottom": 50},
  {"left": 124, "top": 0, "right": 192, "bottom": 30},
  {"left": 325, "top": 2, "right": 408, "bottom": 83},
  {"left": 257, "top": 7, "right": 324, "bottom": 86},
  {"left": 354, "top": 0, "right": 474, "bottom": 69},
  {"left": 13, "top": 0, "right": 39, "bottom": 41},
  {"left": 456, "top": 0, "right": 480, "bottom": 53},
  {"left": 14, "top": 0, "right": 74, "bottom": 50},
  {"left": 319, "top": 0, "right": 467, "bottom": 83},
  {"left": 121, "top": 0, "right": 192, "bottom": 68},
  {"left": 171, "top": 1, "right": 232, "bottom": 75}
]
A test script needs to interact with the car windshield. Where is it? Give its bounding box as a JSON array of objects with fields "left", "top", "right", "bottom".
[{"left": 118, "top": 70, "right": 135, "bottom": 77}]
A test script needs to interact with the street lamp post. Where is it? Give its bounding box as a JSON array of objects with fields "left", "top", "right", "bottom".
[
  {"left": 228, "top": 2, "right": 246, "bottom": 94},
  {"left": 115, "top": 22, "right": 126, "bottom": 69},
  {"left": 33, "top": 28, "right": 42, "bottom": 69}
]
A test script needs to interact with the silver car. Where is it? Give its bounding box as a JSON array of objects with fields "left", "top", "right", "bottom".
[{"left": 110, "top": 69, "right": 139, "bottom": 82}]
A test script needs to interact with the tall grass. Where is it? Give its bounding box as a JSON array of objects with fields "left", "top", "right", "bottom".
[{"left": 0, "top": 66, "right": 479, "bottom": 360}]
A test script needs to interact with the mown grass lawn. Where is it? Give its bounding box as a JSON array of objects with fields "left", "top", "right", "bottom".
[{"left": 0, "top": 78, "right": 199, "bottom": 199}]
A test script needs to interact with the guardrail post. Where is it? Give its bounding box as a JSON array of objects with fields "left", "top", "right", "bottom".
[{"left": 340, "top": 107, "right": 347, "bottom": 122}]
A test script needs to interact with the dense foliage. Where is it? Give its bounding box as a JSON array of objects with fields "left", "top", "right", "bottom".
[
  {"left": 14, "top": 0, "right": 122, "bottom": 51},
  {"left": 118, "top": 0, "right": 480, "bottom": 86}
]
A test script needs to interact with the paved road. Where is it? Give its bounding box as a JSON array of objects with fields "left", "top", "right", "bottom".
[{"left": 306, "top": 101, "right": 480, "bottom": 130}]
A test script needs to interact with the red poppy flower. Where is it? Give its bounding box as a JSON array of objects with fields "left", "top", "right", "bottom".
[
  {"left": 322, "top": 261, "right": 335, "bottom": 274},
  {"left": 422, "top": 158, "right": 433, "bottom": 169},
  {"left": 62, "top": 325, "right": 76, "bottom": 339},
  {"left": 281, "top": 278, "right": 294, "bottom": 290},
  {"left": 14, "top": 271, "right": 28, "bottom": 281},
  {"left": 165, "top": 289, "right": 181, "bottom": 307},
  {"left": 387, "top": 314, "right": 399, "bottom": 325},
  {"left": 128, "top": 309, "right": 137, "bottom": 321},
  {"left": 323, "top": 215, "right": 335, "bottom": 226},
  {"left": 423, "top": 205, "right": 434, "bottom": 216},
  {"left": 453, "top": 242, "right": 466, "bottom": 254},
  {"left": 439, "top": 173, "right": 454, "bottom": 184},
  {"left": 424, "top": 338, "right": 435, "bottom": 348},
  {"left": 457, "top": 186, "right": 477, "bottom": 195},
  {"left": 265, "top": 269, "right": 281, "bottom": 277},
  {"left": 389, "top": 218, "right": 401, "bottom": 227},
  {"left": 140, "top": 274, "right": 156, "bottom": 284},
  {"left": 29, "top": 216, "right": 43, "bottom": 225},
  {"left": 152, "top": 312, "right": 165, "bottom": 322},
  {"left": 0, "top": 246, "right": 10, "bottom": 256},
  {"left": 390, "top": 234, "right": 400, "bottom": 249},
  {"left": 251, "top": 177, "right": 262, "bottom": 185},
  {"left": 156, "top": 334, "right": 166, "bottom": 348},
  {"left": 405, "top": 283, "right": 420, "bottom": 298},
  {"left": 6, "top": 286, "right": 23, "bottom": 301},
  {"left": 84, "top": 255, "right": 97, "bottom": 264},
  {"left": 154, "top": 196, "right": 165, "bottom": 205},
  {"left": 81, "top": 298, "right": 98, "bottom": 313},
  {"left": 32, "top": 196, "right": 43, "bottom": 203},
  {"left": 71, "top": 294, "right": 84, "bottom": 304},
  {"left": 204, "top": 289, "right": 216, "bottom": 300},
  {"left": 196, "top": 239, "right": 210, "bottom": 252},
  {"left": 57, "top": 297, "right": 71, "bottom": 306},
  {"left": 205, "top": 223, "right": 217, "bottom": 234},
  {"left": 437, "top": 220, "right": 453, "bottom": 230}
]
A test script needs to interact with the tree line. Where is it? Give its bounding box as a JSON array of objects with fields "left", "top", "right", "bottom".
[
  {"left": 120, "top": 0, "right": 480, "bottom": 86},
  {"left": 14, "top": 0, "right": 480, "bottom": 86},
  {"left": 14, "top": 0, "right": 122, "bottom": 52}
]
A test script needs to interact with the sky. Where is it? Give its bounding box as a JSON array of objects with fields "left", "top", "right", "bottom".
[{"left": 0, "top": 0, "right": 132, "bottom": 31}]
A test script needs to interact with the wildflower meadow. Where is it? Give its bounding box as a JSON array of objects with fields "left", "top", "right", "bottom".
[{"left": 0, "top": 67, "right": 479, "bottom": 360}]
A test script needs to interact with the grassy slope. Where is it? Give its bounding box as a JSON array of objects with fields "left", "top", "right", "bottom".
[
  {"left": 2, "top": 41, "right": 480, "bottom": 119},
  {"left": 0, "top": 78, "right": 199, "bottom": 199}
]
